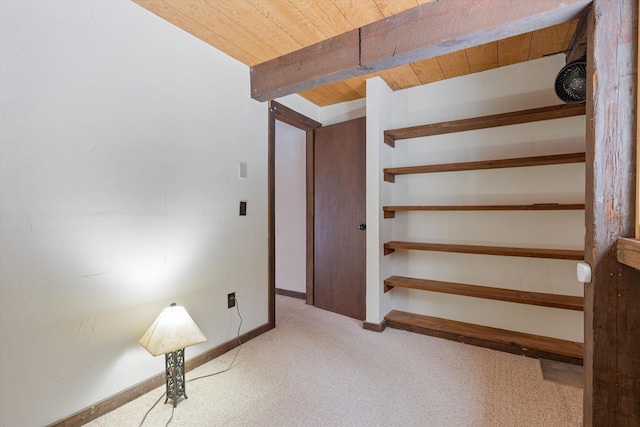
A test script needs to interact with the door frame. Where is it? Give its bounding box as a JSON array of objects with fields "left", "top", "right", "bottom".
[{"left": 268, "top": 101, "right": 321, "bottom": 328}]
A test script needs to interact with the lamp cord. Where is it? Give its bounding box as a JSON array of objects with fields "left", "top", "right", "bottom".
[
  {"left": 188, "top": 297, "right": 243, "bottom": 383},
  {"left": 138, "top": 297, "right": 244, "bottom": 427},
  {"left": 138, "top": 392, "right": 166, "bottom": 427}
]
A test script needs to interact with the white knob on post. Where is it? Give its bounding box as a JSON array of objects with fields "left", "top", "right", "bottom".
[{"left": 577, "top": 262, "right": 592, "bottom": 283}]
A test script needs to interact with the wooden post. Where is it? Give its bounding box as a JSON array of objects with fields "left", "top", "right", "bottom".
[{"left": 584, "top": 0, "right": 640, "bottom": 425}]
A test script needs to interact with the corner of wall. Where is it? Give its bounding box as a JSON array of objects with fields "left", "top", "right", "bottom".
[
  {"left": 273, "top": 94, "right": 323, "bottom": 123},
  {"left": 365, "top": 77, "right": 394, "bottom": 324},
  {"left": 319, "top": 97, "right": 367, "bottom": 126}
]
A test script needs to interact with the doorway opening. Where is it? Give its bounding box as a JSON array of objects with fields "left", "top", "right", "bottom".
[
  {"left": 274, "top": 120, "right": 306, "bottom": 299},
  {"left": 268, "top": 101, "right": 320, "bottom": 328}
]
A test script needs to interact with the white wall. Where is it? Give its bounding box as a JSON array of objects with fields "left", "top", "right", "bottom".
[
  {"left": 275, "top": 121, "right": 306, "bottom": 294},
  {"left": 275, "top": 94, "right": 322, "bottom": 124},
  {"left": 275, "top": 94, "right": 365, "bottom": 127},
  {"left": 365, "top": 78, "right": 394, "bottom": 324},
  {"left": 373, "top": 54, "right": 585, "bottom": 342},
  {"left": 320, "top": 98, "right": 366, "bottom": 126},
  {"left": 0, "top": 1, "right": 268, "bottom": 426}
]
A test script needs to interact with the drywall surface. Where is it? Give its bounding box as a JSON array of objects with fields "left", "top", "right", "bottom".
[
  {"left": 275, "top": 94, "right": 322, "bottom": 124},
  {"left": 275, "top": 121, "right": 307, "bottom": 294},
  {"left": 365, "top": 77, "right": 394, "bottom": 324},
  {"left": 381, "top": 54, "right": 585, "bottom": 342},
  {"left": 277, "top": 94, "right": 365, "bottom": 127},
  {"left": 0, "top": 1, "right": 268, "bottom": 425},
  {"left": 320, "top": 97, "right": 367, "bottom": 126}
]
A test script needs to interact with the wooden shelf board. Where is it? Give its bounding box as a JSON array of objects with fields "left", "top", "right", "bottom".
[
  {"left": 383, "top": 203, "right": 585, "bottom": 218},
  {"left": 617, "top": 238, "right": 640, "bottom": 270},
  {"left": 384, "top": 152, "right": 585, "bottom": 182},
  {"left": 383, "top": 241, "right": 584, "bottom": 260},
  {"left": 384, "top": 275, "right": 583, "bottom": 311},
  {"left": 384, "top": 310, "right": 583, "bottom": 364},
  {"left": 384, "top": 104, "right": 586, "bottom": 147}
]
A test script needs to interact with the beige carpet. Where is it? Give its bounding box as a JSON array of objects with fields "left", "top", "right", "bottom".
[{"left": 87, "top": 295, "right": 583, "bottom": 427}]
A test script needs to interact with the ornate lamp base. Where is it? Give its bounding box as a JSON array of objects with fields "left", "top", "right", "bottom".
[{"left": 164, "top": 348, "right": 187, "bottom": 407}]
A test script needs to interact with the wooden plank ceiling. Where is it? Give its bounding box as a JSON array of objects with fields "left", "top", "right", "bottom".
[{"left": 132, "top": 0, "right": 578, "bottom": 106}]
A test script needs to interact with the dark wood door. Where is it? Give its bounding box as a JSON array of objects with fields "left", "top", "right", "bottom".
[{"left": 314, "top": 117, "right": 366, "bottom": 320}]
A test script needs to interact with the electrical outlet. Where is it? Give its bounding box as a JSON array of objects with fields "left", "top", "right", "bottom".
[{"left": 227, "top": 292, "right": 236, "bottom": 309}]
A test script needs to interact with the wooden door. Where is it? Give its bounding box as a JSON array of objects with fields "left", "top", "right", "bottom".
[{"left": 313, "top": 117, "right": 366, "bottom": 320}]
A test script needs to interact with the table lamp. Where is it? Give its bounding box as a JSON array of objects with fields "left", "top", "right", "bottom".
[{"left": 139, "top": 303, "right": 207, "bottom": 406}]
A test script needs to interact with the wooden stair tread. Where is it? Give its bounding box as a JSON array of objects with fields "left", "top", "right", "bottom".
[
  {"left": 383, "top": 203, "right": 585, "bottom": 218},
  {"left": 383, "top": 152, "right": 585, "bottom": 182},
  {"left": 384, "top": 275, "right": 583, "bottom": 311},
  {"left": 385, "top": 310, "right": 583, "bottom": 362},
  {"left": 384, "top": 103, "right": 586, "bottom": 147},
  {"left": 383, "top": 241, "right": 584, "bottom": 260}
]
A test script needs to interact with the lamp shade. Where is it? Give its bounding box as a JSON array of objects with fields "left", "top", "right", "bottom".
[{"left": 139, "top": 303, "right": 207, "bottom": 356}]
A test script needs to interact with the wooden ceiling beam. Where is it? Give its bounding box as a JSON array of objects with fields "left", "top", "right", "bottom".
[
  {"left": 250, "top": 0, "right": 591, "bottom": 102},
  {"left": 251, "top": 29, "right": 360, "bottom": 102}
]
